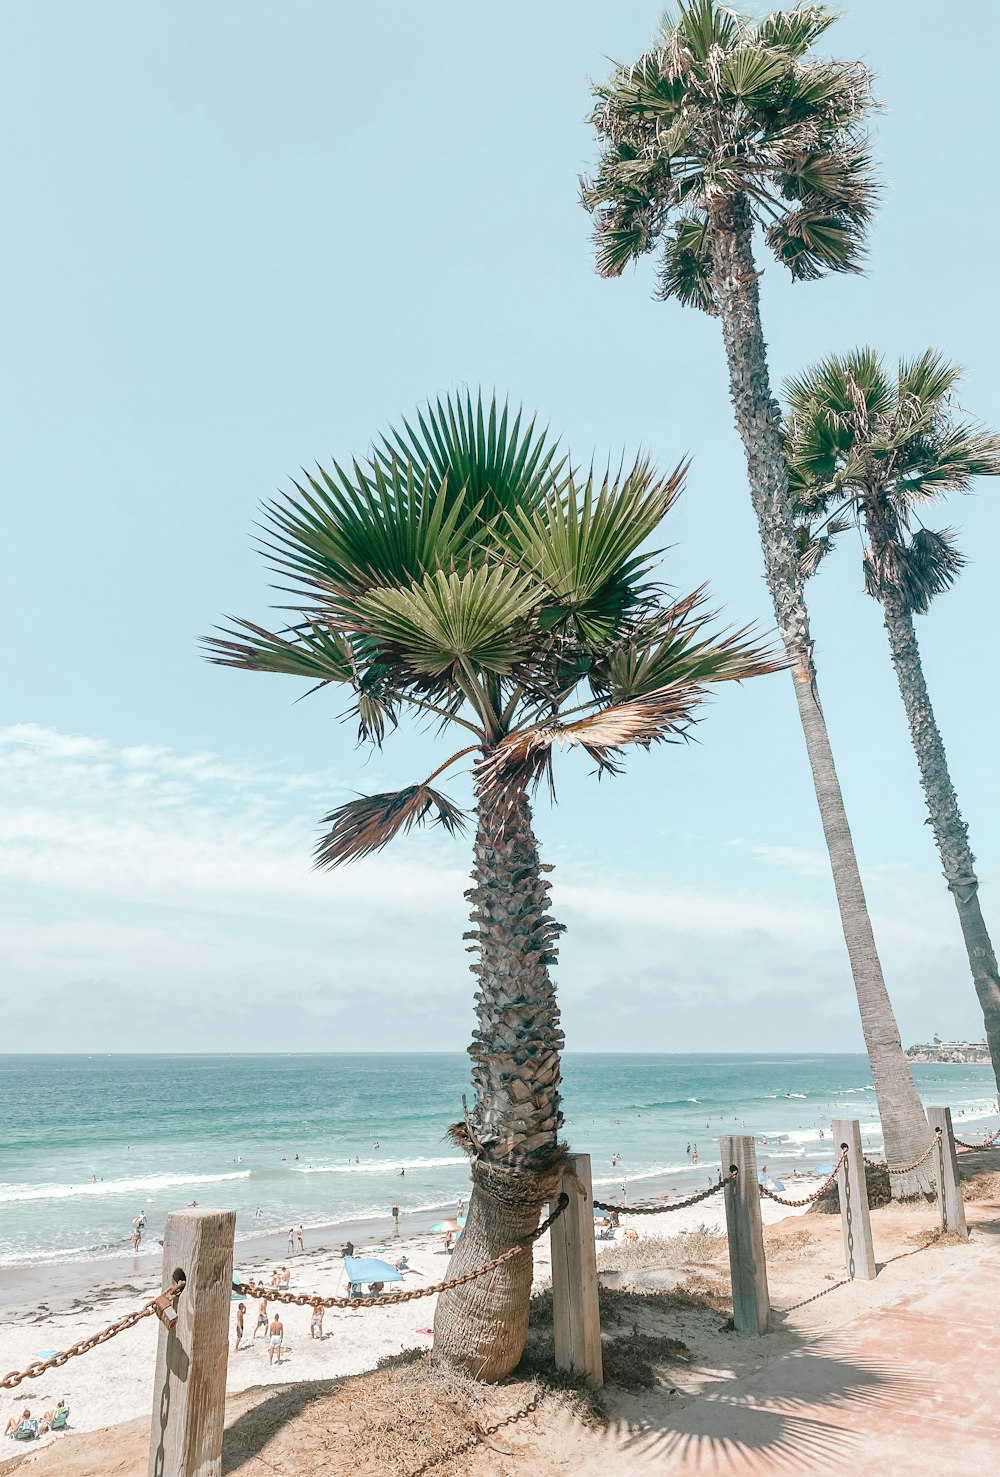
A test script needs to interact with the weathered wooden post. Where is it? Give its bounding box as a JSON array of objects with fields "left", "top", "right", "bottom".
[
  {"left": 927, "top": 1106, "right": 968, "bottom": 1238},
  {"left": 148, "top": 1208, "right": 236, "bottom": 1477},
  {"left": 550, "top": 1152, "right": 603, "bottom": 1388},
  {"left": 832, "top": 1118, "right": 876, "bottom": 1280},
  {"left": 720, "top": 1135, "right": 769, "bottom": 1335}
]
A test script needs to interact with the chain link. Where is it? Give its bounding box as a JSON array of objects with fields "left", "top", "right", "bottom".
[
  {"left": 954, "top": 1127, "right": 1000, "bottom": 1151},
  {"left": 593, "top": 1171, "right": 735, "bottom": 1217},
  {"left": 886, "top": 1129, "right": 941, "bottom": 1175},
  {"left": 234, "top": 1195, "right": 569, "bottom": 1311},
  {"left": 0, "top": 1281, "right": 184, "bottom": 1391},
  {"left": 757, "top": 1149, "right": 849, "bottom": 1208}
]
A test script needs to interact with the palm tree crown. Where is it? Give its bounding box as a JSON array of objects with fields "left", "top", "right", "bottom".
[
  {"left": 785, "top": 348, "right": 1000, "bottom": 608},
  {"left": 582, "top": 0, "right": 878, "bottom": 306},
  {"left": 206, "top": 393, "right": 778, "bottom": 857}
]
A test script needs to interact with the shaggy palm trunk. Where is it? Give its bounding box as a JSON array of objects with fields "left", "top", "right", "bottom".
[
  {"left": 882, "top": 595, "right": 1000, "bottom": 1101},
  {"left": 707, "top": 196, "right": 931, "bottom": 1192},
  {"left": 432, "top": 780, "right": 566, "bottom": 1379}
]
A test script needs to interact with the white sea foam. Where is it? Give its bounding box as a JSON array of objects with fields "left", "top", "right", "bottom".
[
  {"left": 0, "top": 1170, "right": 251, "bottom": 1205},
  {"left": 289, "top": 1156, "right": 465, "bottom": 1176}
]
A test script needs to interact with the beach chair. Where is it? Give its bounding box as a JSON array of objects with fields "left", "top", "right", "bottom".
[
  {"left": 12, "top": 1419, "right": 39, "bottom": 1441},
  {"left": 48, "top": 1407, "right": 70, "bottom": 1432},
  {"left": 596, "top": 1225, "right": 616, "bottom": 1241}
]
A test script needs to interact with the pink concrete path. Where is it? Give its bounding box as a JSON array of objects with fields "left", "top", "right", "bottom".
[{"left": 614, "top": 1250, "right": 1000, "bottom": 1474}]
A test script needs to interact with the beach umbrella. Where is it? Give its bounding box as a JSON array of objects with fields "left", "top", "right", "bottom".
[
  {"left": 758, "top": 1173, "right": 786, "bottom": 1193},
  {"left": 430, "top": 1218, "right": 463, "bottom": 1233},
  {"left": 812, "top": 1162, "right": 836, "bottom": 1176},
  {"left": 343, "top": 1256, "right": 403, "bottom": 1285}
]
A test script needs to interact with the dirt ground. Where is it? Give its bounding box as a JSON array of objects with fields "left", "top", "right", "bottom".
[{"left": 3, "top": 1155, "right": 997, "bottom": 1477}]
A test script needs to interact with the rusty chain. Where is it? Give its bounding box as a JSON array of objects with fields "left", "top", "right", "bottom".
[
  {"left": 234, "top": 1195, "right": 569, "bottom": 1311},
  {"left": 593, "top": 1171, "right": 735, "bottom": 1216},
  {"left": 0, "top": 1281, "right": 184, "bottom": 1391},
  {"left": 757, "top": 1149, "right": 848, "bottom": 1208},
  {"left": 954, "top": 1126, "right": 1000, "bottom": 1151},
  {"left": 886, "top": 1129, "right": 941, "bottom": 1175}
]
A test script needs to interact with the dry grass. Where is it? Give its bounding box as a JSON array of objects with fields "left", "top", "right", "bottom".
[
  {"left": 596, "top": 1223, "right": 727, "bottom": 1273},
  {"left": 961, "top": 1170, "right": 1000, "bottom": 1202}
]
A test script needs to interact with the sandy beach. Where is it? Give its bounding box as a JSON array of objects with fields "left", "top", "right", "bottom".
[{"left": 0, "top": 1185, "right": 813, "bottom": 1448}]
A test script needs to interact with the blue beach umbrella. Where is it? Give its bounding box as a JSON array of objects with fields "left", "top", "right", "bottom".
[
  {"left": 758, "top": 1173, "right": 786, "bottom": 1193},
  {"left": 344, "top": 1256, "right": 403, "bottom": 1285},
  {"left": 812, "top": 1162, "right": 836, "bottom": 1177}
]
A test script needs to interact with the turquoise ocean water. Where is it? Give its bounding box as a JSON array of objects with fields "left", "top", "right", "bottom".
[{"left": 1, "top": 1054, "right": 995, "bottom": 1269}]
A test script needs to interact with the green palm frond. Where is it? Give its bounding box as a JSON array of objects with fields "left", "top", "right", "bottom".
[
  {"left": 203, "top": 618, "right": 356, "bottom": 686},
  {"left": 315, "top": 783, "right": 468, "bottom": 867},
  {"left": 595, "top": 596, "right": 784, "bottom": 700},
  {"left": 657, "top": 214, "right": 716, "bottom": 312},
  {"left": 261, "top": 457, "right": 478, "bottom": 602},
  {"left": 497, "top": 459, "right": 687, "bottom": 643},
  {"left": 721, "top": 47, "right": 791, "bottom": 99},
  {"left": 754, "top": 6, "right": 837, "bottom": 53},
  {"left": 356, "top": 565, "right": 541, "bottom": 680},
  {"left": 376, "top": 393, "right": 567, "bottom": 528}
]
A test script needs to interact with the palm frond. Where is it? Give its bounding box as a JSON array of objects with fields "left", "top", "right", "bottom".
[
  {"left": 754, "top": 6, "right": 838, "bottom": 55},
  {"left": 355, "top": 564, "right": 541, "bottom": 678},
  {"left": 863, "top": 526, "right": 966, "bottom": 613},
  {"left": 376, "top": 392, "right": 567, "bottom": 528},
  {"left": 657, "top": 214, "right": 716, "bottom": 312},
  {"left": 315, "top": 784, "right": 468, "bottom": 868},
  {"left": 497, "top": 459, "right": 687, "bottom": 643},
  {"left": 476, "top": 685, "right": 707, "bottom": 801},
  {"left": 203, "top": 618, "right": 355, "bottom": 686}
]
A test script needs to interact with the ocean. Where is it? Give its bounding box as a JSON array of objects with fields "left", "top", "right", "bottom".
[{"left": 1, "top": 1053, "right": 996, "bottom": 1271}]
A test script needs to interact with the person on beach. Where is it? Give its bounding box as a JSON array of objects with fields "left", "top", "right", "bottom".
[
  {"left": 268, "top": 1313, "right": 284, "bottom": 1365},
  {"left": 5, "top": 1410, "right": 31, "bottom": 1438},
  {"left": 268, "top": 1271, "right": 280, "bottom": 1288},
  {"left": 287, "top": 1227, "right": 295, "bottom": 1253},
  {"left": 444, "top": 1229, "right": 455, "bottom": 1253},
  {"left": 234, "top": 1303, "right": 245, "bottom": 1352},
  {"left": 297, "top": 1226, "right": 304, "bottom": 1252},
  {"left": 456, "top": 1197, "right": 464, "bottom": 1218},
  {"left": 279, "top": 1267, "right": 290, "bottom": 1289},
  {"left": 391, "top": 1202, "right": 400, "bottom": 1235},
  {"left": 254, "top": 1298, "right": 269, "bottom": 1339},
  {"left": 132, "top": 1223, "right": 142, "bottom": 1252},
  {"left": 310, "top": 1303, "right": 324, "bottom": 1339}
]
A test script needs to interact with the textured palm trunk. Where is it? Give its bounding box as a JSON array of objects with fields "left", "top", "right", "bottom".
[
  {"left": 882, "top": 595, "right": 1000, "bottom": 1101},
  {"left": 707, "top": 196, "right": 931, "bottom": 1192},
  {"left": 432, "top": 779, "right": 566, "bottom": 1379}
]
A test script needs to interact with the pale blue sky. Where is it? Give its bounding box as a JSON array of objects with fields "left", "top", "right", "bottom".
[{"left": 2, "top": 1, "right": 997, "bottom": 1051}]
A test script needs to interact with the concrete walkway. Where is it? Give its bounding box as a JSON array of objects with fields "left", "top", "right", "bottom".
[{"left": 598, "top": 1249, "right": 999, "bottom": 1474}]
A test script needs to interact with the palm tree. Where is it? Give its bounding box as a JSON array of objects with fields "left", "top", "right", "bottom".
[
  {"left": 784, "top": 347, "right": 1000, "bottom": 1100},
  {"left": 204, "top": 392, "right": 778, "bottom": 1378},
  {"left": 582, "top": 0, "right": 933, "bottom": 1185}
]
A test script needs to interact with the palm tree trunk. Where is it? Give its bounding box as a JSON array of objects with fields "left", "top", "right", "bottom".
[
  {"left": 432, "top": 779, "right": 566, "bottom": 1379},
  {"left": 882, "top": 595, "right": 1000, "bottom": 1101},
  {"left": 707, "top": 196, "right": 931, "bottom": 1191}
]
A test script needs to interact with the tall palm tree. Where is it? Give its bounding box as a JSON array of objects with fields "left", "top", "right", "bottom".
[
  {"left": 204, "top": 393, "right": 778, "bottom": 1378},
  {"left": 784, "top": 347, "right": 1000, "bottom": 1100},
  {"left": 582, "top": 0, "right": 933, "bottom": 1185}
]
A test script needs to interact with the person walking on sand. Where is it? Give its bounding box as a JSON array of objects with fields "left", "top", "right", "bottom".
[
  {"left": 268, "top": 1313, "right": 284, "bottom": 1365},
  {"left": 253, "top": 1298, "right": 269, "bottom": 1340},
  {"left": 391, "top": 1202, "right": 399, "bottom": 1236},
  {"left": 310, "top": 1303, "right": 324, "bottom": 1340},
  {"left": 297, "top": 1225, "right": 304, "bottom": 1253},
  {"left": 456, "top": 1196, "right": 464, "bottom": 1218},
  {"left": 287, "top": 1227, "right": 295, "bottom": 1254},
  {"left": 233, "top": 1303, "right": 245, "bottom": 1353}
]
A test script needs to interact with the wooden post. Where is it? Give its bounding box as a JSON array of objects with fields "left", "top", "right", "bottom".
[
  {"left": 550, "top": 1153, "right": 603, "bottom": 1388},
  {"left": 148, "top": 1208, "right": 236, "bottom": 1477},
  {"left": 927, "top": 1106, "right": 968, "bottom": 1239},
  {"left": 832, "top": 1118, "right": 876, "bottom": 1280},
  {"left": 720, "top": 1135, "right": 769, "bottom": 1335}
]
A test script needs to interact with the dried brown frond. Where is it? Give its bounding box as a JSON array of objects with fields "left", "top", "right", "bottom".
[{"left": 315, "top": 784, "right": 466, "bottom": 867}]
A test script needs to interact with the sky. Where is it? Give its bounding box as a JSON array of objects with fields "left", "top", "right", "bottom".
[{"left": 2, "top": 1, "right": 998, "bottom": 1052}]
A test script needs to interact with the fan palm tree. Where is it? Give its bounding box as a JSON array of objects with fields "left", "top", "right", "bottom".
[
  {"left": 785, "top": 347, "right": 1000, "bottom": 1099},
  {"left": 582, "top": 0, "right": 933, "bottom": 1185},
  {"left": 204, "top": 392, "right": 779, "bottom": 1378}
]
